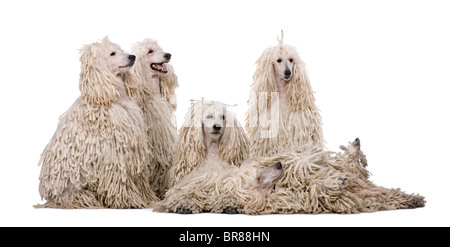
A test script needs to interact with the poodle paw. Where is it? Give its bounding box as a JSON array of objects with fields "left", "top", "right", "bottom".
[
  {"left": 222, "top": 206, "right": 238, "bottom": 214},
  {"left": 352, "top": 138, "right": 360, "bottom": 150},
  {"left": 407, "top": 195, "right": 426, "bottom": 209},
  {"left": 176, "top": 207, "right": 193, "bottom": 214}
]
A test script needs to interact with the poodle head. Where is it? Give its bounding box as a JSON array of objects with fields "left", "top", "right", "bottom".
[
  {"left": 177, "top": 99, "right": 250, "bottom": 169},
  {"left": 252, "top": 32, "right": 315, "bottom": 111},
  {"left": 80, "top": 37, "right": 135, "bottom": 77},
  {"left": 79, "top": 37, "right": 136, "bottom": 106},
  {"left": 105, "top": 42, "right": 135, "bottom": 76},
  {"left": 202, "top": 101, "right": 226, "bottom": 143},
  {"left": 254, "top": 43, "right": 302, "bottom": 85},
  {"left": 339, "top": 138, "right": 368, "bottom": 169},
  {"left": 132, "top": 39, "right": 171, "bottom": 74},
  {"left": 237, "top": 159, "right": 284, "bottom": 195},
  {"left": 256, "top": 161, "right": 283, "bottom": 194},
  {"left": 273, "top": 47, "right": 296, "bottom": 81},
  {"left": 131, "top": 39, "right": 179, "bottom": 109}
]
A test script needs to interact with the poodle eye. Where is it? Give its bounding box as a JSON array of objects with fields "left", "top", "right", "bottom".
[
  {"left": 206, "top": 115, "right": 213, "bottom": 119},
  {"left": 110, "top": 52, "right": 116, "bottom": 56},
  {"left": 277, "top": 59, "right": 282, "bottom": 63},
  {"left": 148, "top": 49, "right": 154, "bottom": 54},
  {"left": 289, "top": 58, "right": 293, "bottom": 63},
  {"left": 219, "top": 115, "right": 225, "bottom": 120}
]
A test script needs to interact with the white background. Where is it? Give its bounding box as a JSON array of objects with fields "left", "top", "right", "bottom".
[{"left": 1, "top": 0, "right": 449, "bottom": 226}]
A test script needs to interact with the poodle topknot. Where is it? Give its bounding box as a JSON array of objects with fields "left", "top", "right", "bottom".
[
  {"left": 36, "top": 37, "right": 158, "bottom": 209},
  {"left": 246, "top": 31, "right": 324, "bottom": 157}
]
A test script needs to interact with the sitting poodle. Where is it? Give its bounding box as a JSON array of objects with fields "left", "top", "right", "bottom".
[
  {"left": 36, "top": 38, "right": 158, "bottom": 209},
  {"left": 168, "top": 99, "right": 250, "bottom": 187},
  {"left": 154, "top": 138, "right": 424, "bottom": 214},
  {"left": 246, "top": 31, "right": 324, "bottom": 157},
  {"left": 125, "top": 39, "right": 178, "bottom": 198}
]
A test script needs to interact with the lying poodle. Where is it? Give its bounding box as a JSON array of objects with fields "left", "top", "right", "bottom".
[
  {"left": 154, "top": 160, "right": 284, "bottom": 214},
  {"left": 125, "top": 39, "right": 178, "bottom": 198},
  {"left": 246, "top": 31, "right": 324, "bottom": 157},
  {"left": 36, "top": 38, "right": 158, "bottom": 209},
  {"left": 168, "top": 99, "right": 250, "bottom": 187},
  {"left": 154, "top": 138, "right": 424, "bottom": 214},
  {"left": 259, "top": 138, "right": 425, "bottom": 214}
]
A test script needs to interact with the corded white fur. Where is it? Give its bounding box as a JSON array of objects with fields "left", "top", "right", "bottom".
[
  {"left": 168, "top": 100, "right": 250, "bottom": 187},
  {"left": 258, "top": 139, "right": 425, "bottom": 214},
  {"left": 154, "top": 160, "right": 267, "bottom": 214},
  {"left": 154, "top": 139, "right": 425, "bottom": 214},
  {"left": 36, "top": 38, "right": 158, "bottom": 208},
  {"left": 125, "top": 39, "right": 178, "bottom": 198},
  {"left": 246, "top": 32, "right": 324, "bottom": 157}
]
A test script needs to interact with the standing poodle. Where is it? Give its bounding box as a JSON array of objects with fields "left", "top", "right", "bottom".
[
  {"left": 36, "top": 38, "right": 158, "bottom": 209},
  {"left": 168, "top": 99, "right": 250, "bottom": 187},
  {"left": 125, "top": 39, "right": 179, "bottom": 198},
  {"left": 246, "top": 31, "right": 324, "bottom": 157}
]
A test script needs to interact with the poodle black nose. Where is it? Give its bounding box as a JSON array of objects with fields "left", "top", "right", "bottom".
[
  {"left": 129, "top": 55, "right": 136, "bottom": 61},
  {"left": 213, "top": 124, "right": 221, "bottom": 131},
  {"left": 284, "top": 69, "right": 291, "bottom": 77},
  {"left": 164, "top": 53, "right": 172, "bottom": 60},
  {"left": 275, "top": 162, "right": 282, "bottom": 170}
]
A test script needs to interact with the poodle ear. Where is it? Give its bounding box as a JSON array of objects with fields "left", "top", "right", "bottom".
[
  {"left": 170, "top": 101, "right": 205, "bottom": 186},
  {"left": 128, "top": 47, "right": 151, "bottom": 99},
  {"left": 220, "top": 108, "right": 250, "bottom": 166},
  {"left": 246, "top": 47, "right": 278, "bottom": 135},
  {"left": 122, "top": 71, "right": 139, "bottom": 100},
  {"left": 129, "top": 44, "right": 147, "bottom": 86},
  {"left": 79, "top": 40, "right": 119, "bottom": 107},
  {"left": 252, "top": 48, "right": 278, "bottom": 112},
  {"left": 285, "top": 51, "right": 315, "bottom": 111},
  {"left": 159, "top": 63, "right": 179, "bottom": 110},
  {"left": 128, "top": 46, "right": 154, "bottom": 107}
]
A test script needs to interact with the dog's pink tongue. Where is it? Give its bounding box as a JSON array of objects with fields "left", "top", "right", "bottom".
[{"left": 156, "top": 64, "right": 167, "bottom": 72}]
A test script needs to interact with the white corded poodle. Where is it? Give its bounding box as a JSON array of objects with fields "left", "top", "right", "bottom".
[
  {"left": 154, "top": 158, "right": 283, "bottom": 214},
  {"left": 168, "top": 99, "right": 250, "bottom": 187},
  {"left": 154, "top": 138, "right": 425, "bottom": 214},
  {"left": 36, "top": 37, "right": 158, "bottom": 209},
  {"left": 246, "top": 31, "right": 324, "bottom": 157},
  {"left": 125, "top": 39, "right": 178, "bottom": 198},
  {"left": 259, "top": 138, "right": 425, "bottom": 214}
]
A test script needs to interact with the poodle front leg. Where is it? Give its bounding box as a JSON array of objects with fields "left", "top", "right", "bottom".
[
  {"left": 356, "top": 184, "right": 425, "bottom": 212},
  {"left": 96, "top": 163, "right": 158, "bottom": 209},
  {"left": 153, "top": 191, "right": 203, "bottom": 214},
  {"left": 34, "top": 188, "right": 103, "bottom": 209}
]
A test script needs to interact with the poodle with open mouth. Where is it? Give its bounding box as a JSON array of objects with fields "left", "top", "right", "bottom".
[
  {"left": 36, "top": 37, "right": 158, "bottom": 209},
  {"left": 125, "top": 39, "right": 179, "bottom": 198},
  {"left": 129, "top": 39, "right": 179, "bottom": 110},
  {"left": 168, "top": 99, "right": 250, "bottom": 187},
  {"left": 246, "top": 31, "right": 324, "bottom": 157}
]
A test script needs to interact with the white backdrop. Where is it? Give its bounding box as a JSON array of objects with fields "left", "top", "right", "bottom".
[{"left": 1, "top": 0, "right": 449, "bottom": 226}]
